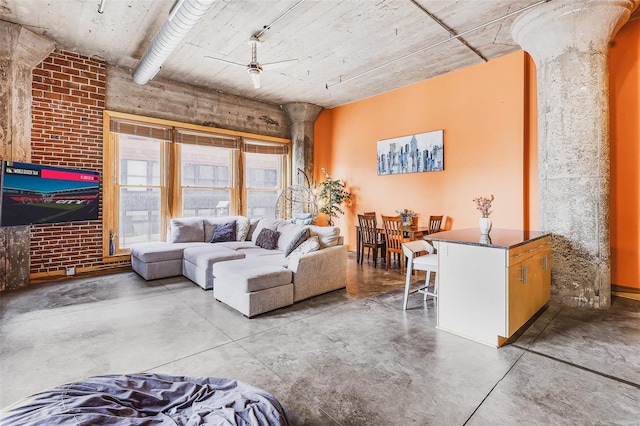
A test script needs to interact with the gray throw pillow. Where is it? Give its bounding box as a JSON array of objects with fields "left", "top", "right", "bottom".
[
  {"left": 170, "top": 217, "right": 204, "bottom": 243},
  {"left": 246, "top": 218, "right": 261, "bottom": 241},
  {"left": 285, "top": 228, "right": 309, "bottom": 257},
  {"left": 251, "top": 218, "right": 281, "bottom": 244},
  {"left": 255, "top": 228, "right": 280, "bottom": 250},
  {"left": 211, "top": 220, "right": 236, "bottom": 243}
]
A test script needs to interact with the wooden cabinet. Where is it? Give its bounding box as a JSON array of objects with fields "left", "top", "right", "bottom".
[
  {"left": 508, "top": 261, "right": 531, "bottom": 336},
  {"left": 433, "top": 230, "right": 551, "bottom": 348},
  {"left": 507, "top": 237, "right": 552, "bottom": 335}
]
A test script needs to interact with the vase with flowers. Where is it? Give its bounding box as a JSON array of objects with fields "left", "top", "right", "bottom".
[
  {"left": 473, "top": 195, "right": 494, "bottom": 235},
  {"left": 396, "top": 209, "right": 417, "bottom": 227},
  {"left": 109, "top": 231, "right": 117, "bottom": 256}
]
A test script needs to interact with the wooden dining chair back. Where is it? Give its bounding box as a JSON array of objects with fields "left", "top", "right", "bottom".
[
  {"left": 428, "top": 215, "right": 444, "bottom": 234},
  {"left": 358, "top": 214, "right": 385, "bottom": 268},
  {"left": 381, "top": 215, "right": 407, "bottom": 271}
]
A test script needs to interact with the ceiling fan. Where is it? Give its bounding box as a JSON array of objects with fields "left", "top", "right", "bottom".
[{"left": 205, "top": 36, "right": 298, "bottom": 89}]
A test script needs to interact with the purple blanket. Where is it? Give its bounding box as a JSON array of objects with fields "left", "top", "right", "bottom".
[{"left": 1, "top": 373, "right": 289, "bottom": 425}]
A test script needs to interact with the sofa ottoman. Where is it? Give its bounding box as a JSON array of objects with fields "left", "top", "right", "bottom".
[
  {"left": 183, "top": 245, "right": 246, "bottom": 290},
  {"left": 131, "top": 242, "right": 209, "bottom": 280},
  {"left": 212, "top": 260, "right": 294, "bottom": 317}
]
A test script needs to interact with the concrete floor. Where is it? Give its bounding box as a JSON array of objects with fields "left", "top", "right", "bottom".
[{"left": 1, "top": 252, "right": 639, "bottom": 425}]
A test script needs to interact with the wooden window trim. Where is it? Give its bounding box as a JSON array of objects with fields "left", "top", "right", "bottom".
[{"left": 103, "top": 110, "right": 291, "bottom": 259}]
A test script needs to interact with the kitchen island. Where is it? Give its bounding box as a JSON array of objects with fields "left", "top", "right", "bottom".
[{"left": 427, "top": 228, "right": 552, "bottom": 347}]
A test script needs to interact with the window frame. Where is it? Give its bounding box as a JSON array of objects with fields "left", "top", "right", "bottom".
[
  {"left": 103, "top": 110, "right": 290, "bottom": 260},
  {"left": 242, "top": 145, "right": 289, "bottom": 218},
  {"left": 116, "top": 134, "right": 168, "bottom": 251},
  {"left": 175, "top": 143, "right": 238, "bottom": 218}
]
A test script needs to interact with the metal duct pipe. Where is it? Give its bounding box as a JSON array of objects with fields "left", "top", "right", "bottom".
[{"left": 133, "top": 0, "right": 216, "bottom": 85}]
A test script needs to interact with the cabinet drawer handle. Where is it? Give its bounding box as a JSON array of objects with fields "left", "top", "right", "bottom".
[
  {"left": 526, "top": 249, "right": 534, "bottom": 253},
  {"left": 513, "top": 254, "right": 522, "bottom": 259}
]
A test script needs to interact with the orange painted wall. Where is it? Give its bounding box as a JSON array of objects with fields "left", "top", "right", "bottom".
[
  {"left": 314, "top": 107, "right": 333, "bottom": 187},
  {"left": 610, "top": 18, "right": 640, "bottom": 290},
  {"left": 315, "top": 51, "right": 531, "bottom": 250},
  {"left": 315, "top": 19, "right": 639, "bottom": 290}
]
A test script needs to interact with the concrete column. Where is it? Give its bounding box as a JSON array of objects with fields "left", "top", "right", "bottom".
[
  {"left": 0, "top": 21, "right": 54, "bottom": 291},
  {"left": 282, "top": 103, "right": 322, "bottom": 187},
  {"left": 512, "top": 0, "right": 638, "bottom": 308}
]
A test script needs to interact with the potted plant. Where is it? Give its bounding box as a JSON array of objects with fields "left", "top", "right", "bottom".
[
  {"left": 318, "top": 168, "right": 351, "bottom": 226},
  {"left": 396, "top": 209, "right": 417, "bottom": 227}
]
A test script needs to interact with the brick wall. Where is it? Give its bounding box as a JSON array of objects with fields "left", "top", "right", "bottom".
[{"left": 30, "top": 50, "right": 106, "bottom": 276}]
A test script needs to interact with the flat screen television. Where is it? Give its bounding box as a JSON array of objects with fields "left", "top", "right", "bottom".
[{"left": 0, "top": 160, "right": 100, "bottom": 227}]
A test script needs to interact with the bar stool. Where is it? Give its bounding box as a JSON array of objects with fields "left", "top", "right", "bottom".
[{"left": 402, "top": 239, "right": 438, "bottom": 310}]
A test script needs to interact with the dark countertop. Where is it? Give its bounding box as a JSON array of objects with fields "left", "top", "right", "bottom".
[{"left": 426, "top": 228, "right": 551, "bottom": 249}]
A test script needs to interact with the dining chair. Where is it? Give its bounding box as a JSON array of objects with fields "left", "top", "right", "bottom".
[
  {"left": 381, "top": 215, "right": 408, "bottom": 272},
  {"left": 358, "top": 213, "right": 385, "bottom": 268},
  {"left": 402, "top": 239, "right": 438, "bottom": 310},
  {"left": 427, "top": 215, "right": 444, "bottom": 234}
]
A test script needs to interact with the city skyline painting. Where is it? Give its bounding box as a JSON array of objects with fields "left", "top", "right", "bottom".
[{"left": 377, "top": 129, "right": 444, "bottom": 175}]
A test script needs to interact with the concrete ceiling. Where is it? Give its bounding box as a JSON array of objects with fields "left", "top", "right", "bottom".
[{"left": 1, "top": 0, "right": 549, "bottom": 109}]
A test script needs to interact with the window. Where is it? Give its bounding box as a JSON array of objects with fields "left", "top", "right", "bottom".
[
  {"left": 118, "top": 136, "right": 165, "bottom": 248},
  {"left": 244, "top": 141, "right": 288, "bottom": 218},
  {"left": 180, "top": 144, "right": 233, "bottom": 217},
  {"left": 103, "top": 111, "right": 289, "bottom": 257}
]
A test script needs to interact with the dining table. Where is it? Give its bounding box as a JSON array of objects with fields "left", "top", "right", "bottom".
[{"left": 354, "top": 225, "right": 431, "bottom": 265}]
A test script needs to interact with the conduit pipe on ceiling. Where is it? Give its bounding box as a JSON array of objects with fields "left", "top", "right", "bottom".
[
  {"left": 133, "top": 0, "right": 216, "bottom": 85},
  {"left": 409, "top": 0, "right": 487, "bottom": 62},
  {"left": 326, "top": 0, "right": 551, "bottom": 89}
]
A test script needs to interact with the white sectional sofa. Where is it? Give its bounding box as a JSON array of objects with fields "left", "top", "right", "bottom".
[{"left": 130, "top": 216, "right": 347, "bottom": 317}]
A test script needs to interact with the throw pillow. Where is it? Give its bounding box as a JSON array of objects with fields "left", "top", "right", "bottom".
[
  {"left": 287, "top": 236, "right": 320, "bottom": 259},
  {"left": 277, "top": 222, "right": 304, "bottom": 251},
  {"left": 284, "top": 227, "right": 310, "bottom": 257},
  {"left": 251, "top": 218, "right": 281, "bottom": 244},
  {"left": 308, "top": 225, "right": 340, "bottom": 248},
  {"left": 236, "top": 217, "right": 250, "bottom": 241},
  {"left": 170, "top": 217, "right": 205, "bottom": 243},
  {"left": 204, "top": 216, "right": 244, "bottom": 242},
  {"left": 255, "top": 228, "right": 280, "bottom": 250},
  {"left": 292, "top": 212, "right": 312, "bottom": 225},
  {"left": 210, "top": 220, "right": 236, "bottom": 243},
  {"left": 245, "top": 218, "right": 261, "bottom": 241}
]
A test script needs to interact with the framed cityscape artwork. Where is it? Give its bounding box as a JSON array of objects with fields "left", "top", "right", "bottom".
[{"left": 376, "top": 129, "right": 444, "bottom": 175}]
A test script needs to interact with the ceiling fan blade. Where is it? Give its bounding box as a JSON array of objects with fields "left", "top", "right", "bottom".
[
  {"left": 261, "top": 58, "right": 298, "bottom": 71},
  {"left": 204, "top": 56, "right": 247, "bottom": 68}
]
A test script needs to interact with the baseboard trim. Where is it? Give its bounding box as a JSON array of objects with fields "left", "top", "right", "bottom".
[
  {"left": 30, "top": 263, "right": 132, "bottom": 284},
  {"left": 612, "top": 284, "right": 640, "bottom": 301}
]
